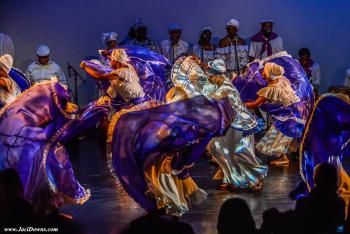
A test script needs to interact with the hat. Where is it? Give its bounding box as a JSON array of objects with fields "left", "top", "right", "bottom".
[
  {"left": 208, "top": 59, "right": 226, "bottom": 74},
  {"left": 110, "top": 48, "right": 130, "bottom": 65},
  {"left": 199, "top": 26, "right": 212, "bottom": 36},
  {"left": 260, "top": 18, "right": 274, "bottom": 24},
  {"left": 226, "top": 19, "right": 240, "bottom": 29},
  {"left": 37, "top": 45, "right": 50, "bottom": 57},
  {"left": 168, "top": 24, "right": 182, "bottom": 32},
  {"left": 263, "top": 62, "right": 285, "bottom": 80},
  {"left": 0, "top": 54, "right": 13, "bottom": 74},
  {"left": 134, "top": 18, "right": 147, "bottom": 30},
  {"left": 102, "top": 32, "right": 118, "bottom": 44}
]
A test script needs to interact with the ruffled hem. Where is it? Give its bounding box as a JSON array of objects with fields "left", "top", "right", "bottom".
[{"left": 257, "top": 84, "right": 300, "bottom": 106}]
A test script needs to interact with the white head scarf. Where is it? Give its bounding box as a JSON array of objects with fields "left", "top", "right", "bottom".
[
  {"left": 110, "top": 48, "right": 130, "bottom": 65},
  {"left": 263, "top": 62, "right": 285, "bottom": 80},
  {"left": 102, "top": 32, "right": 118, "bottom": 44},
  {"left": 0, "top": 54, "right": 13, "bottom": 74},
  {"left": 260, "top": 18, "right": 274, "bottom": 24},
  {"left": 226, "top": 19, "right": 240, "bottom": 29},
  {"left": 199, "top": 26, "right": 212, "bottom": 36}
]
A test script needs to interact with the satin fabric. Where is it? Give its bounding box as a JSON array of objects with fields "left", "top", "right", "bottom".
[
  {"left": 84, "top": 45, "right": 171, "bottom": 105},
  {"left": 232, "top": 52, "right": 314, "bottom": 138},
  {"left": 108, "top": 95, "right": 235, "bottom": 211},
  {"left": 300, "top": 94, "right": 350, "bottom": 190},
  {"left": 0, "top": 81, "right": 109, "bottom": 204}
]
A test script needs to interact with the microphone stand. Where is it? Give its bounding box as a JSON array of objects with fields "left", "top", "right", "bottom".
[
  {"left": 233, "top": 36, "right": 241, "bottom": 76},
  {"left": 67, "top": 63, "right": 85, "bottom": 106}
]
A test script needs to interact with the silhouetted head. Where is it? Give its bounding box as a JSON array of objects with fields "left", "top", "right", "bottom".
[
  {"left": 0, "top": 168, "right": 24, "bottom": 200},
  {"left": 217, "top": 198, "right": 256, "bottom": 234},
  {"left": 313, "top": 163, "right": 339, "bottom": 193}
]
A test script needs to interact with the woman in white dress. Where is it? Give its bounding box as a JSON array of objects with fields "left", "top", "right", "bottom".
[{"left": 245, "top": 62, "right": 301, "bottom": 165}]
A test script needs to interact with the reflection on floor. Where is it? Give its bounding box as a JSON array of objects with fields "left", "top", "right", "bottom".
[{"left": 62, "top": 130, "right": 303, "bottom": 234}]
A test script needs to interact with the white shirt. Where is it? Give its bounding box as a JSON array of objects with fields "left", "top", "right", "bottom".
[
  {"left": 25, "top": 61, "right": 66, "bottom": 84},
  {"left": 216, "top": 45, "right": 249, "bottom": 72},
  {"left": 192, "top": 45, "right": 216, "bottom": 63},
  {"left": 0, "top": 33, "right": 15, "bottom": 58},
  {"left": 344, "top": 68, "right": 350, "bottom": 87},
  {"left": 309, "top": 62, "right": 321, "bottom": 87},
  {"left": 160, "top": 39, "right": 189, "bottom": 63},
  {"left": 249, "top": 36, "right": 283, "bottom": 59}
]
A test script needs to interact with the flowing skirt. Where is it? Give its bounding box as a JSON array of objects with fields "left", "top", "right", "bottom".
[
  {"left": 107, "top": 95, "right": 234, "bottom": 215},
  {"left": 208, "top": 128, "right": 268, "bottom": 189}
]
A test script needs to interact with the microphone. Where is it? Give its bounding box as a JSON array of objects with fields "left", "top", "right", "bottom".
[{"left": 67, "top": 63, "right": 72, "bottom": 78}]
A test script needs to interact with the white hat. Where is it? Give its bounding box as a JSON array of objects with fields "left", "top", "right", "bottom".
[
  {"left": 260, "top": 18, "right": 274, "bottom": 24},
  {"left": 102, "top": 32, "right": 118, "bottom": 44},
  {"left": 226, "top": 19, "right": 240, "bottom": 29},
  {"left": 199, "top": 26, "right": 212, "bottom": 36},
  {"left": 208, "top": 59, "right": 227, "bottom": 74},
  {"left": 0, "top": 54, "right": 13, "bottom": 74},
  {"left": 168, "top": 24, "right": 182, "bottom": 32},
  {"left": 37, "top": 45, "right": 50, "bottom": 57}
]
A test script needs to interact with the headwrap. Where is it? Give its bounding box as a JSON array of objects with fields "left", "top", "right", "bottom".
[
  {"left": 36, "top": 45, "right": 50, "bottom": 57},
  {"left": 134, "top": 18, "right": 147, "bottom": 30},
  {"left": 263, "top": 62, "right": 285, "bottom": 80},
  {"left": 0, "top": 54, "right": 13, "bottom": 74},
  {"left": 225, "top": 19, "right": 240, "bottom": 29},
  {"left": 102, "top": 32, "right": 118, "bottom": 44},
  {"left": 208, "top": 59, "right": 226, "bottom": 75},
  {"left": 168, "top": 24, "right": 182, "bottom": 32},
  {"left": 110, "top": 48, "right": 130, "bottom": 65},
  {"left": 199, "top": 26, "right": 212, "bottom": 36}
]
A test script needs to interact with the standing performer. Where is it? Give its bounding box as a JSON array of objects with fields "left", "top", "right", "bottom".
[
  {"left": 249, "top": 19, "right": 283, "bottom": 61},
  {"left": 192, "top": 26, "right": 216, "bottom": 64},
  {"left": 99, "top": 32, "right": 118, "bottom": 66},
  {"left": 160, "top": 24, "right": 189, "bottom": 64},
  {"left": 169, "top": 56, "right": 267, "bottom": 191},
  {"left": 217, "top": 19, "right": 249, "bottom": 75}
]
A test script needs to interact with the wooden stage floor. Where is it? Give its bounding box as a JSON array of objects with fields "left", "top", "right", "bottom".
[{"left": 62, "top": 132, "right": 314, "bottom": 234}]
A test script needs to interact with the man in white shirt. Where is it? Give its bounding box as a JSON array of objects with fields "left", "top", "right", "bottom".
[
  {"left": 249, "top": 19, "right": 283, "bottom": 61},
  {"left": 298, "top": 48, "right": 321, "bottom": 93},
  {"left": 160, "top": 24, "right": 189, "bottom": 64},
  {"left": 25, "top": 45, "right": 67, "bottom": 85},
  {"left": 0, "top": 33, "right": 15, "bottom": 59},
  {"left": 344, "top": 68, "right": 350, "bottom": 87}
]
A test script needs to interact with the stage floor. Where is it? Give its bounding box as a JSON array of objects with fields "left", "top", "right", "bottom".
[{"left": 62, "top": 131, "right": 302, "bottom": 234}]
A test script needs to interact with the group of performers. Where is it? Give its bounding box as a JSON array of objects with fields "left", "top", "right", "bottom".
[{"left": 0, "top": 42, "right": 349, "bottom": 218}]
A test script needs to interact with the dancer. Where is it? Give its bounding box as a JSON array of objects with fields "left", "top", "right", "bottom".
[
  {"left": 169, "top": 56, "right": 267, "bottom": 191},
  {"left": 0, "top": 79, "right": 110, "bottom": 212},
  {"left": 245, "top": 62, "right": 300, "bottom": 165},
  {"left": 82, "top": 48, "right": 235, "bottom": 216},
  {"left": 0, "top": 54, "right": 20, "bottom": 107},
  {"left": 233, "top": 52, "right": 313, "bottom": 166},
  {"left": 299, "top": 93, "right": 350, "bottom": 197}
]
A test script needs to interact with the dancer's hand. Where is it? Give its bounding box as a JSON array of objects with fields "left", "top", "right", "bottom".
[{"left": 96, "top": 96, "right": 111, "bottom": 106}]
